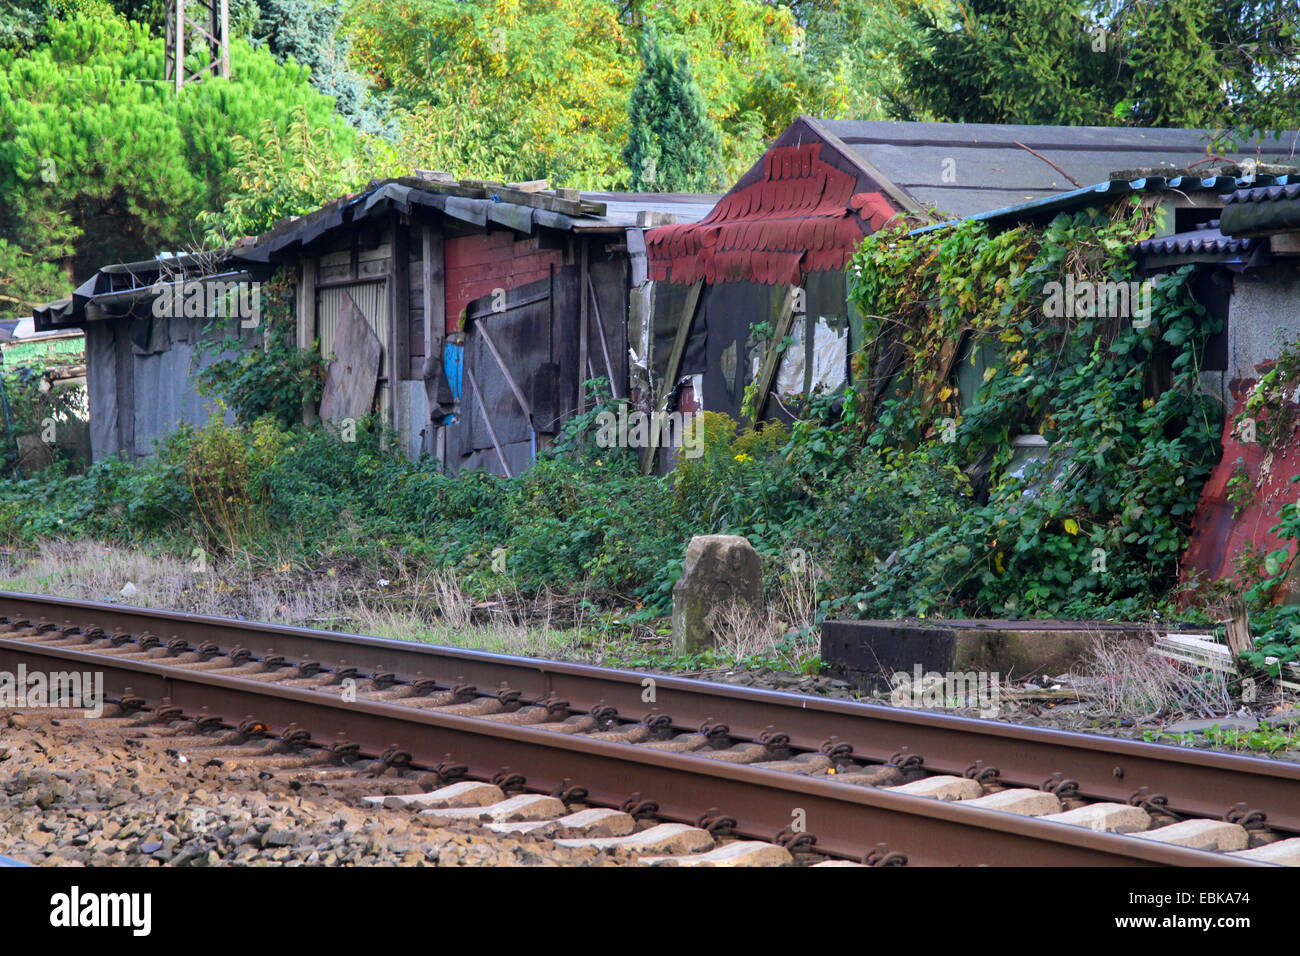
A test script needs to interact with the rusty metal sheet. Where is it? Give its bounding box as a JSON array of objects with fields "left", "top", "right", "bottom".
[{"left": 1181, "top": 377, "right": 1300, "bottom": 588}]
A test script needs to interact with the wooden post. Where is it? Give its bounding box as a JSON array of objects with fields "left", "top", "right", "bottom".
[
  {"left": 587, "top": 272, "right": 618, "bottom": 399},
  {"left": 422, "top": 223, "right": 445, "bottom": 465},
  {"left": 297, "top": 257, "right": 317, "bottom": 350},
  {"left": 642, "top": 280, "right": 703, "bottom": 474},
  {"left": 578, "top": 239, "right": 589, "bottom": 413},
  {"left": 748, "top": 285, "right": 800, "bottom": 426},
  {"left": 297, "top": 256, "right": 317, "bottom": 424},
  {"left": 392, "top": 219, "right": 410, "bottom": 380},
  {"left": 1225, "top": 598, "right": 1253, "bottom": 659}
]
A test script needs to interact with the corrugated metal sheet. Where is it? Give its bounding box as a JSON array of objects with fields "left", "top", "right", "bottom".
[
  {"left": 910, "top": 174, "right": 1255, "bottom": 237},
  {"left": 319, "top": 282, "right": 389, "bottom": 423},
  {"left": 818, "top": 119, "right": 1300, "bottom": 220},
  {"left": 1226, "top": 183, "right": 1300, "bottom": 205},
  {"left": 319, "top": 281, "right": 389, "bottom": 380},
  {"left": 1134, "top": 222, "right": 1258, "bottom": 257},
  {"left": 1220, "top": 183, "right": 1300, "bottom": 236}
]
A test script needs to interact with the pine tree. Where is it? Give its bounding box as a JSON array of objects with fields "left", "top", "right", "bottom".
[
  {"left": 0, "top": 9, "right": 356, "bottom": 311},
  {"left": 623, "top": 32, "right": 723, "bottom": 193}
]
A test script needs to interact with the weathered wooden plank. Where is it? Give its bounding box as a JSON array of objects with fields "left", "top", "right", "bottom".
[
  {"left": 297, "top": 257, "right": 316, "bottom": 351},
  {"left": 391, "top": 175, "right": 604, "bottom": 218},
  {"left": 319, "top": 292, "right": 381, "bottom": 424},
  {"left": 359, "top": 257, "right": 389, "bottom": 279},
  {"left": 642, "top": 280, "right": 703, "bottom": 474},
  {"left": 392, "top": 220, "right": 410, "bottom": 381},
  {"left": 421, "top": 224, "right": 446, "bottom": 461},
  {"left": 587, "top": 272, "right": 618, "bottom": 399},
  {"left": 476, "top": 320, "right": 532, "bottom": 420},
  {"left": 578, "top": 240, "right": 589, "bottom": 413},
  {"left": 319, "top": 263, "right": 351, "bottom": 284},
  {"left": 749, "top": 285, "right": 799, "bottom": 425},
  {"left": 464, "top": 362, "right": 512, "bottom": 478}
]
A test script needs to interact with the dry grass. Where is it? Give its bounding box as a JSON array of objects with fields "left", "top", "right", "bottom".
[
  {"left": 706, "top": 564, "right": 820, "bottom": 670},
  {"left": 350, "top": 571, "right": 588, "bottom": 659},
  {"left": 0, "top": 541, "right": 586, "bottom": 660},
  {"left": 1077, "top": 635, "right": 1235, "bottom": 719}
]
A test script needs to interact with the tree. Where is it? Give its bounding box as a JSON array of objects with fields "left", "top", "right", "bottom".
[
  {"left": 771, "top": 0, "right": 946, "bottom": 121},
  {"left": 345, "top": 0, "right": 637, "bottom": 189},
  {"left": 0, "top": 8, "right": 355, "bottom": 311},
  {"left": 254, "top": 0, "right": 391, "bottom": 135},
  {"left": 895, "top": 0, "right": 1300, "bottom": 138},
  {"left": 623, "top": 31, "right": 724, "bottom": 191}
]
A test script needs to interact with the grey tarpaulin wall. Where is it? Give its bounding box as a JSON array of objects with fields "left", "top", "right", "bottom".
[
  {"left": 86, "top": 315, "right": 259, "bottom": 460},
  {"left": 650, "top": 270, "right": 859, "bottom": 424}
]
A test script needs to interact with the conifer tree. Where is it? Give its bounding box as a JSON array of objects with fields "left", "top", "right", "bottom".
[
  {"left": 623, "top": 32, "right": 723, "bottom": 192},
  {"left": 0, "top": 9, "right": 354, "bottom": 311}
]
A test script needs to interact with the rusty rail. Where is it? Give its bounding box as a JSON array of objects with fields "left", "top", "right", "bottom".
[{"left": 0, "top": 590, "right": 1291, "bottom": 864}]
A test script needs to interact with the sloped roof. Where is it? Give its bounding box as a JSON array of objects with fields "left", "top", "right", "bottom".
[
  {"left": 1220, "top": 183, "right": 1300, "bottom": 236},
  {"left": 646, "top": 118, "right": 908, "bottom": 286},
  {"left": 580, "top": 191, "right": 719, "bottom": 227},
  {"left": 814, "top": 119, "right": 1300, "bottom": 219},
  {"left": 645, "top": 116, "right": 1299, "bottom": 287}
]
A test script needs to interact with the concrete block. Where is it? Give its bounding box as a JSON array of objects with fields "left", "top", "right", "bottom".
[
  {"left": 1135, "top": 819, "right": 1249, "bottom": 851},
  {"left": 1043, "top": 803, "right": 1151, "bottom": 833}
]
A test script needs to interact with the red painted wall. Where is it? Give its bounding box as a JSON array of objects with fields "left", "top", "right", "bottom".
[
  {"left": 1181, "top": 374, "right": 1299, "bottom": 594},
  {"left": 444, "top": 232, "right": 563, "bottom": 333}
]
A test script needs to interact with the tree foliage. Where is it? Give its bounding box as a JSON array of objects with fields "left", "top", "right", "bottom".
[
  {"left": 0, "top": 8, "right": 355, "bottom": 310},
  {"left": 896, "top": 0, "right": 1300, "bottom": 138},
  {"left": 255, "top": 0, "right": 390, "bottom": 134},
  {"left": 623, "top": 31, "right": 724, "bottom": 191},
  {"left": 345, "top": 0, "right": 637, "bottom": 188}
]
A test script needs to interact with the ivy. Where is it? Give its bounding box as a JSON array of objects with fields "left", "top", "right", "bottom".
[
  {"left": 192, "top": 272, "right": 324, "bottom": 428},
  {"left": 845, "top": 200, "right": 1222, "bottom": 618}
]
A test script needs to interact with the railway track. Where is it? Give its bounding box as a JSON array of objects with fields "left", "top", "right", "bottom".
[{"left": 1, "top": 589, "right": 1297, "bottom": 867}]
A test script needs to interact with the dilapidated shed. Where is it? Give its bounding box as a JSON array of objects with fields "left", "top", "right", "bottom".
[
  {"left": 35, "top": 179, "right": 717, "bottom": 472},
  {"left": 638, "top": 117, "right": 1299, "bottom": 450},
  {"left": 230, "top": 178, "right": 714, "bottom": 474},
  {"left": 32, "top": 253, "right": 267, "bottom": 460},
  {"left": 1132, "top": 183, "right": 1300, "bottom": 590}
]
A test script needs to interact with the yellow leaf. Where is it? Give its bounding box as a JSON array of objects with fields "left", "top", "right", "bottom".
[{"left": 1064, "top": 519, "right": 1079, "bottom": 535}]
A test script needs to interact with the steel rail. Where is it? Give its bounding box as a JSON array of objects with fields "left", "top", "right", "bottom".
[
  {"left": 3, "top": 590, "right": 1297, "bottom": 834},
  {"left": 0, "top": 634, "right": 1262, "bottom": 867}
]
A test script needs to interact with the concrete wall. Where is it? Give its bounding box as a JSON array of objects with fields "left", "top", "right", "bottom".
[{"left": 1227, "top": 264, "right": 1300, "bottom": 386}]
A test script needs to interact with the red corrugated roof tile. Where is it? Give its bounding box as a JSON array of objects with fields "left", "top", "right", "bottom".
[{"left": 646, "top": 142, "right": 900, "bottom": 285}]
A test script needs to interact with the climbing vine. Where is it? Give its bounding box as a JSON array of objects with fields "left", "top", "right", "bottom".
[{"left": 843, "top": 199, "right": 1223, "bottom": 618}]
